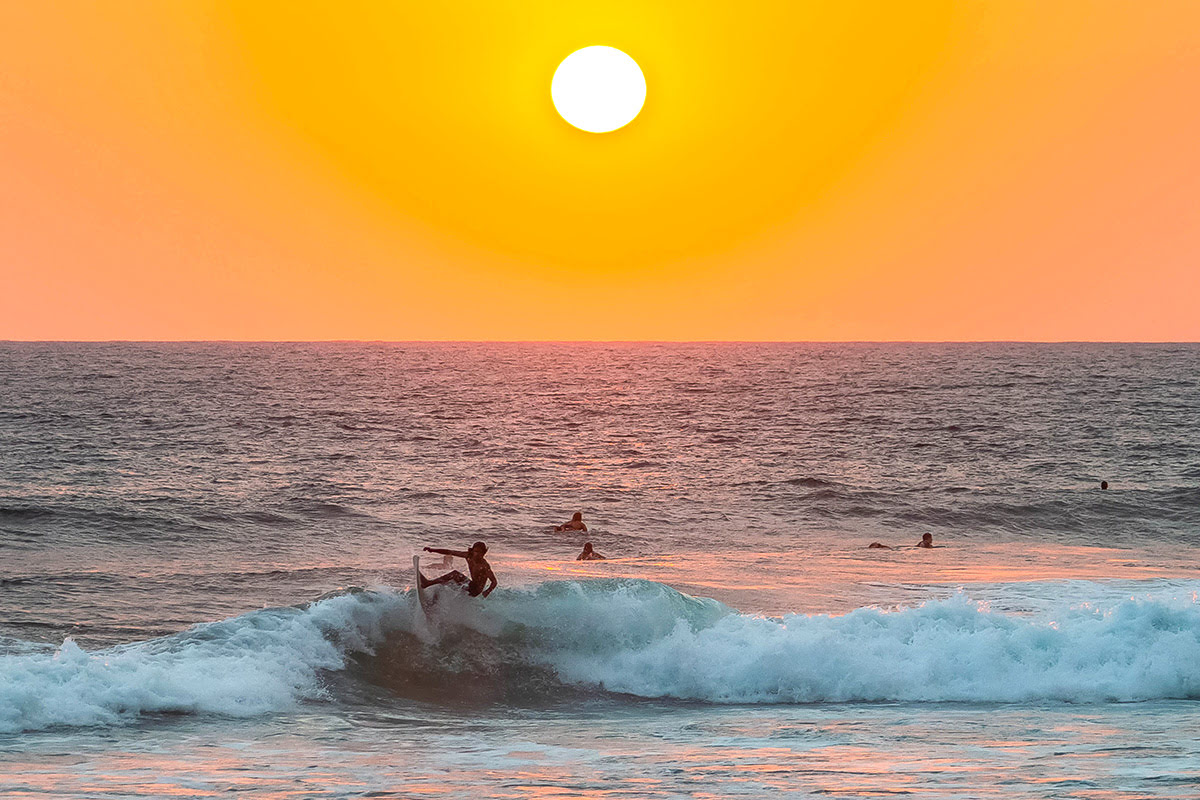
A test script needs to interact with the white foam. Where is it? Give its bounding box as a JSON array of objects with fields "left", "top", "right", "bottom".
[
  {"left": 4, "top": 581, "right": 1199, "bottom": 732},
  {"left": 0, "top": 589, "right": 407, "bottom": 733},
  {"left": 397, "top": 578, "right": 1200, "bottom": 703},
  {"left": 532, "top": 587, "right": 1200, "bottom": 703}
]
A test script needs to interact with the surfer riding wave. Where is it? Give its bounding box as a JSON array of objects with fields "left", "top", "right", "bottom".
[{"left": 420, "top": 541, "right": 497, "bottom": 598}]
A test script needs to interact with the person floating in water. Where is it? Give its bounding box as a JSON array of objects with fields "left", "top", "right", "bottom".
[
  {"left": 867, "top": 533, "right": 935, "bottom": 550},
  {"left": 554, "top": 512, "right": 588, "bottom": 532},
  {"left": 420, "top": 541, "right": 497, "bottom": 598},
  {"left": 576, "top": 542, "right": 606, "bottom": 561},
  {"left": 1100, "top": 481, "right": 1109, "bottom": 490}
]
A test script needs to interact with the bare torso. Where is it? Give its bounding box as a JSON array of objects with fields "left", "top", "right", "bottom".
[{"left": 465, "top": 553, "right": 494, "bottom": 595}]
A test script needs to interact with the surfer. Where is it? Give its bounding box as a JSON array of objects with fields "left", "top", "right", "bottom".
[
  {"left": 576, "top": 542, "right": 606, "bottom": 560},
  {"left": 420, "top": 541, "right": 497, "bottom": 598},
  {"left": 868, "top": 534, "right": 935, "bottom": 549},
  {"left": 554, "top": 512, "right": 588, "bottom": 532}
]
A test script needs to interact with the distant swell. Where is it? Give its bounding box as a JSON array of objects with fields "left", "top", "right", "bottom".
[
  {"left": 3, "top": 581, "right": 1200, "bottom": 732},
  {"left": 0, "top": 505, "right": 52, "bottom": 519},
  {"left": 782, "top": 477, "right": 836, "bottom": 488}
]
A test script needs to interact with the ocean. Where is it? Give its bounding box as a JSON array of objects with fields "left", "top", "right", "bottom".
[{"left": 2, "top": 342, "right": 1199, "bottom": 798}]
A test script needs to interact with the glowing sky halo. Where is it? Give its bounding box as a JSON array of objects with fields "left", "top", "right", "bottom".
[{"left": 551, "top": 46, "right": 646, "bottom": 133}]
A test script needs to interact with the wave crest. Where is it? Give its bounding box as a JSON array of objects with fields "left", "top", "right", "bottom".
[{"left": 3, "top": 580, "right": 1199, "bottom": 732}]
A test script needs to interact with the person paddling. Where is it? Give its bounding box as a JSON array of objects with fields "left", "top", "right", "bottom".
[
  {"left": 576, "top": 542, "right": 606, "bottom": 561},
  {"left": 867, "top": 533, "right": 935, "bottom": 550},
  {"left": 554, "top": 512, "right": 588, "bottom": 532},
  {"left": 420, "top": 541, "right": 497, "bottom": 598}
]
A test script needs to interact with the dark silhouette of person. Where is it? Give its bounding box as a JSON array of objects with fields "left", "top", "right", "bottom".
[
  {"left": 420, "top": 541, "right": 497, "bottom": 597},
  {"left": 1100, "top": 481, "right": 1109, "bottom": 490},
  {"left": 870, "top": 533, "right": 936, "bottom": 550},
  {"left": 555, "top": 512, "right": 588, "bottom": 532},
  {"left": 576, "top": 542, "right": 606, "bottom": 560}
]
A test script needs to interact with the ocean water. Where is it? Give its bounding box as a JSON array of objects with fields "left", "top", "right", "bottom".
[{"left": 2, "top": 342, "right": 1199, "bottom": 799}]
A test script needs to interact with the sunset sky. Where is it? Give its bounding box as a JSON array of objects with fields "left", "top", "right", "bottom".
[{"left": 3, "top": 1, "right": 1198, "bottom": 341}]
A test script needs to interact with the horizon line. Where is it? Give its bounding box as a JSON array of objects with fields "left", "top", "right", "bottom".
[{"left": 3, "top": 339, "right": 1199, "bottom": 345}]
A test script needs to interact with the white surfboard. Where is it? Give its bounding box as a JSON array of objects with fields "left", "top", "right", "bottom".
[{"left": 413, "top": 555, "right": 433, "bottom": 616}]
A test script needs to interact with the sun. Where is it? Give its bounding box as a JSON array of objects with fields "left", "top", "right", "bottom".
[{"left": 551, "top": 46, "right": 646, "bottom": 133}]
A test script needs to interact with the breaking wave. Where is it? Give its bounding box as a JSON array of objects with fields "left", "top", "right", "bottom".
[{"left": 3, "top": 580, "right": 1199, "bottom": 732}]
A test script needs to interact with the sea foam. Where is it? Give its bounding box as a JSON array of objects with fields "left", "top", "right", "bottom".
[
  {"left": 532, "top": 584, "right": 1200, "bottom": 703},
  {"left": 0, "top": 589, "right": 406, "bottom": 733},
  {"left": 3, "top": 581, "right": 1199, "bottom": 732}
]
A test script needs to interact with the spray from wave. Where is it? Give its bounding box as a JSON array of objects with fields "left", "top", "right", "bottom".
[
  {"left": 0, "top": 588, "right": 404, "bottom": 733},
  {"left": 3, "top": 581, "right": 1199, "bottom": 732}
]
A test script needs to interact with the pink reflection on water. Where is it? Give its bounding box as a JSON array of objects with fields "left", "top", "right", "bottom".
[
  {"left": 505, "top": 539, "right": 1200, "bottom": 616},
  {"left": 7, "top": 707, "right": 1200, "bottom": 800}
]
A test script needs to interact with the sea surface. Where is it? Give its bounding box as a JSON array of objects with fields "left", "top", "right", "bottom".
[{"left": 2, "top": 342, "right": 1199, "bottom": 799}]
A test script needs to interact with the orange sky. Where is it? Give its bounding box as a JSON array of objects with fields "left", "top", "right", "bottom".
[{"left": 2, "top": 1, "right": 1198, "bottom": 340}]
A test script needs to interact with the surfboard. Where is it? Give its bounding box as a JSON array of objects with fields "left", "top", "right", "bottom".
[{"left": 413, "top": 555, "right": 433, "bottom": 616}]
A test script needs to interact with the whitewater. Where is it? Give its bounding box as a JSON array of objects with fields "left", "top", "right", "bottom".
[
  {"left": 6, "top": 582, "right": 1200, "bottom": 736},
  {"left": 3, "top": 342, "right": 1200, "bottom": 798}
]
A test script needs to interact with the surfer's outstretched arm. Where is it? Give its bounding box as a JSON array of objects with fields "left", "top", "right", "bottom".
[
  {"left": 424, "top": 546, "right": 469, "bottom": 558},
  {"left": 482, "top": 567, "right": 497, "bottom": 598}
]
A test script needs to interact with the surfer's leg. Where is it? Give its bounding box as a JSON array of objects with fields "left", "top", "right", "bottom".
[{"left": 424, "top": 570, "right": 467, "bottom": 587}]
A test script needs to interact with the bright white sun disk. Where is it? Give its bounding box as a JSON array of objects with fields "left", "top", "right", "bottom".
[{"left": 551, "top": 46, "right": 646, "bottom": 133}]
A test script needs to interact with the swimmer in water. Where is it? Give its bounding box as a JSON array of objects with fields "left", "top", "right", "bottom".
[
  {"left": 554, "top": 512, "right": 588, "bottom": 533},
  {"left": 870, "top": 534, "right": 936, "bottom": 549},
  {"left": 576, "top": 542, "right": 606, "bottom": 561},
  {"left": 420, "top": 541, "right": 497, "bottom": 598}
]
